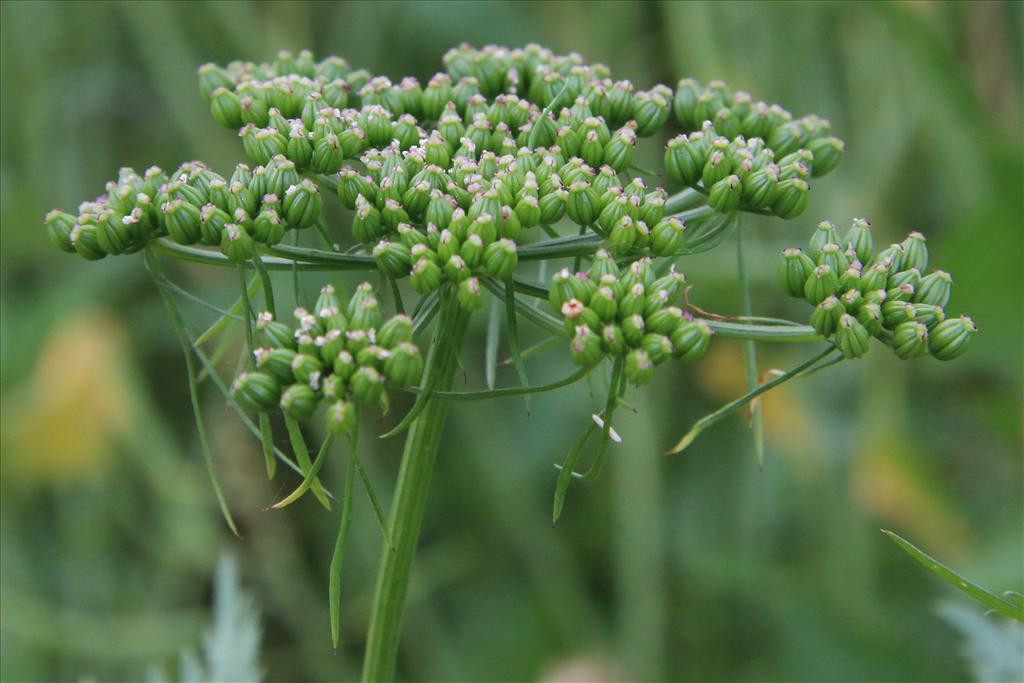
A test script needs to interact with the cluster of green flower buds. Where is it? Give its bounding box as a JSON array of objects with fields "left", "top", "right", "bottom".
[
  {"left": 778, "top": 219, "right": 976, "bottom": 360},
  {"left": 231, "top": 283, "right": 424, "bottom": 436},
  {"left": 549, "top": 252, "right": 712, "bottom": 384},
  {"left": 45, "top": 159, "right": 324, "bottom": 261},
  {"left": 665, "top": 79, "right": 844, "bottom": 217},
  {"left": 441, "top": 43, "right": 672, "bottom": 136}
]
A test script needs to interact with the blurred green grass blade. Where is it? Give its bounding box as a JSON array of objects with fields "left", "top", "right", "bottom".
[
  {"left": 258, "top": 413, "right": 276, "bottom": 480},
  {"left": 144, "top": 249, "right": 240, "bottom": 537},
  {"left": 882, "top": 530, "right": 1024, "bottom": 622},
  {"left": 485, "top": 296, "right": 500, "bottom": 390},
  {"left": 667, "top": 347, "right": 837, "bottom": 454},
  {"left": 283, "top": 416, "right": 332, "bottom": 510},
  {"left": 271, "top": 432, "right": 336, "bottom": 509},
  {"left": 504, "top": 278, "right": 532, "bottom": 414},
  {"left": 735, "top": 219, "right": 765, "bottom": 468},
  {"left": 330, "top": 437, "right": 359, "bottom": 649}
]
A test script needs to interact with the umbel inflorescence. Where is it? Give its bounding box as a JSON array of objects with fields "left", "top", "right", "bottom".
[{"left": 44, "top": 43, "right": 976, "bottom": 677}]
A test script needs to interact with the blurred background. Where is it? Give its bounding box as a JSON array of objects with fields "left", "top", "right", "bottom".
[{"left": 1, "top": 2, "right": 1021, "bottom": 681}]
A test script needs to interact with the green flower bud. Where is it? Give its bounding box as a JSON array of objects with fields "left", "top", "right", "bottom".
[
  {"left": 332, "top": 350, "right": 357, "bottom": 381},
  {"left": 280, "top": 383, "right": 320, "bottom": 420},
  {"left": 457, "top": 276, "right": 484, "bottom": 311},
  {"left": 317, "top": 328, "right": 347, "bottom": 361},
  {"left": 906, "top": 303, "right": 943, "bottom": 331},
  {"left": 804, "top": 264, "right": 839, "bottom": 305},
  {"left": 210, "top": 87, "right": 244, "bottom": 129},
  {"left": 670, "top": 319, "right": 712, "bottom": 362},
  {"left": 566, "top": 181, "right": 600, "bottom": 226},
  {"left": 197, "top": 63, "right": 234, "bottom": 102},
  {"left": 899, "top": 231, "right": 928, "bottom": 273},
  {"left": 281, "top": 179, "right": 322, "bottom": 229},
  {"left": 664, "top": 135, "right": 705, "bottom": 186},
  {"left": 892, "top": 321, "right": 929, "bottom": 360},
  {"left": 771, "top": 178, "right": 809, "bottom": 219},
  {"left": 350, "top": 366, "right": 385, "bottom": 403},
  {"left": 811, "top": 296, "right": 844, "bottom": 337},
  {"left": 740, "top": 166, "right": 780, "bottom": 209},
  {"left": 569, "top": 325, "right": 605, "bottom": 368},
  {"left": 375, "top": 314, "right": 412, "bottom": 349},
  {"left": 871, "top": 243, "right": 905, "bottom": 274},
  {"left": 816, "top": 242, "right": 849, "bottom": 274},
  {"left": 45, "top": 210, "right": 78, "bottom": 253},
  {"left": 673, "top": 78, "right": 702, "bottom": 129},
  {"left": 843, "top": 217, "right": 873, "bottom": 264},
  {"left": 410, "top": 257, "right": 443, "bottom": 294},
  {"left": 567, "top": 272, "right": 598, "bottom": 306},
  {"left": 646, "top": 306, "right": 685, "bottom": 336},
  {"left": 882, "top": 300, "right": 916, "bottom": 328},
  {"left": 625, "top": 348, "right": 654, "bottom": 385},
  {"left": 600, "top": 324, "right": 626, "bottom": 356},
  {"left": 254, "top": 347, "right": 296, "bottom": 385},
  {"left": 859, "top": 262, "right": 889, "bottom": 293},
  {"left": 548, "top": 269, "right": 576, "bottom": 311},
  {"left": 70, "top": 222, "right": 106, "bottom": 260},
  {"left": 618, "top": 283, "right": 645, "bottom": 318},
  {"left": 199, "top": 203, "right": 231, "bottom": 245},
  {"left": 607, "top": 215, "right": 638, "bottom": 255},
  {"left": 163, "top": 198, "right": 202, "bottom": 245},
  {"left": 589, "top": 286, "right": 618, "bottom": 322},
  {"left": 232, "top": 371, "right": 281, "bottom": 412},
  {"left": 887, "top": 283, "right": 916, "bottom": 303},
  {"left": 840, "top": 288, "right": 864, "bottom": 313},
  {"left": 373, "top": 240, "right": 413, "bottom": 279},
  {"left": 94, "top": 211, "right": 129, "bottom": 255},
  {"left": 539, "top": 189, "right": 568, "bottom": 225},
  {"left": 286, "top": 125, "right": 314, "bottom": 169},
  {"left": 290, "top": 352, "right": 325, "bottom": 388},
  {"left": 252, "top": 207, "right": 286, "bottom": 245},
  {"left": 928, "top": 315, "right": 976, "bottom": 360},
  {"left": 889, "top": 268, "right": 922, "bottom": 292},
  {"left": 350, "top": 296, "right": 383, "bottom": 333},
  {"left": 916, "top": 270, "right": 953, "bottom": 308},
  {"left": 642, "top": 333, "right": 673, "bottom": 365},
  {"left": 632, "top": 88, "right": 671, "bottom": 136},
  {"left": 808, "top": 221, "right": 840, "bottom": 259},
  {"left": 443, "top": 254, "right": 470, "bottom": 281},
  {"left": 708, "top": 175, "right": 742, "bottom": 213},
  {"left": 603, "top": 127, "right": 637, "bottom": 171},
  {"left": 220, "top": 223, "right": 255, "bottom": 263},
  {"left": 806, "top": 136, "right": 844, "bottom": 177},
  {"left": 561, "top": 299, "right": 601, "bottom": 337},
  {"left": 384, "top": 342, "right": 424, "bottom": 387},
  {"left": 458, "top": 232, "right": 484, "bottom": 269},
  {"left": 701, "top": 150, "right": 731, "bottom": 189},
  {"left": 352, "top": 195, "right": 384, "bottom": 244},
  {"left": 621, "top": 313, "right": 646, "bottom": 347},
  {"left": 326, "top": 400, "right": 358, "bottom": 437},
  {"left": 777, "top": 247, "right": 816, "bottom": 298},
  {"left": 835, "top": 313, "right": 870, "bottom": 359},
  {"left": 650, "top": 217, "right": 686, "bottom": 257},
  {"left": 714, "top": 107, "right": 741, "bottom": 141},
  {"left": 857, "top": 302, "right": 884, "bottom": 336},
  {"left": 863, "top": 288, "right": 888, "bottom": 307},
  {"left": 839, "top": 264, "right": 863, "bottom": 294},
  {"left": 483, "top": 238, "right": 518, "bottom": 279},
  {"left": 256, "top": 311, "right": 296, "bottom": 349}
]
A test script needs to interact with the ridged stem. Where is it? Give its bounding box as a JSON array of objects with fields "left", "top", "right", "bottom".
[{"left": 361, "top": 290, "right": 470, "bottom": 683}]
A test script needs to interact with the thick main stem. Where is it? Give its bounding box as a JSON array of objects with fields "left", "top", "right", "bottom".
[{"left": 361, "top": 292, "right": 469, "bottom": 683}]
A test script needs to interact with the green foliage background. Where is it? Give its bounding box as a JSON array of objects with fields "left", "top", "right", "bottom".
[{"left": 1, "top": 2, "right": 1021, "bottom": 681}]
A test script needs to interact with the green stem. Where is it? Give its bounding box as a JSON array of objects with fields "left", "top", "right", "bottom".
[
  {"left": 361, "top": 290, "right": 470, "bottom": 683},
  {"left": 735, "top": 217, "right": 765, "bottom": 467}
]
